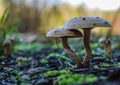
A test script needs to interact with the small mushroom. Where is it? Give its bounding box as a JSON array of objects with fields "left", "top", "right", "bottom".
[
  {"left": 99, "top": 37, "right": 112, "bottom": 57},
  {"left": 62, "top": 17, "right": 112, "bottom": 65},
  {"left": 2, "top": 37, "right": 14, "bottom": 57},
  {"left": 46, "top": 28, "right": 83, "bottom": 67}
]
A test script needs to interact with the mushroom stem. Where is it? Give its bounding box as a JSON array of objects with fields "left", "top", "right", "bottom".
[
  {"left": 82, "top": 28, "right": 92, "bottom": 64},
  {"left": 61, "top": 37, "right": 82, "bottom": 67}
]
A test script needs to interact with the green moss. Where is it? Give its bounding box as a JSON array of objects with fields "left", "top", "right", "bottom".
[
  {"left": 0, "top": 55, "right": 6, "bottom": 60},
  {"left": 44, "top": 70, "right": 70, "bottom": 78},
  {"left": 102, "top": 63, "right": 110, "bottom": 67},
  {"left": 47, "top": 53, "right": 71, "bottom": 61},
  {"left": 85, "top": 74, "right": 98, "bottom": 83},
  {"left": 57, "top": 74, "right": 97, "bottom": 85},
  {"left": 40, "top": 59, "right": 48, "bottom": 64},
  {"left": 14, "top": 43, "right": 45, "bottom": 52},
  {"left": 41, "top": 53, "right": 72, "bottom": 66}
]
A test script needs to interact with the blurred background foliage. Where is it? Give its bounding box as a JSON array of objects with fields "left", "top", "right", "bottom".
[{"left": 0, "top": 0, "right": 120, "bottom": 40}]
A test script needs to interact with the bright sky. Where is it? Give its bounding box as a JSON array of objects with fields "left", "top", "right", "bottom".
[{"left": 62, "top": 0, "right": 120, "bottom": 11}]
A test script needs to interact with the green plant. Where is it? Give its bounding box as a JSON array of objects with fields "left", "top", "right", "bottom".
[
  {"left": 0, "top": 9, "right": 19, "bottom": 57},
  {"left": 0, "top": 9, "right": 8, "bottom": 53},
  {"left": 52, "top": 43, "right": 62, "bottom": 49}
]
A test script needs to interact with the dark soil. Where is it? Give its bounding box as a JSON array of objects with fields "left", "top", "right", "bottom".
[{"left": 0, "top": 40, "right": 120, "bottom": 85}]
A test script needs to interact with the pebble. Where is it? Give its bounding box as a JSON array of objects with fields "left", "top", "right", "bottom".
[
  {"left": 21, "top": 74, "right": 30, "bottom": 80},
  {"left": 72, "top": 68, "right": 89, "bottom": 73},
  {"left": 92, "top": 57, "right": 104, "bottom": 63},
  {"left": 27, "top": 67, "right": 46, "bottom": 76},
  {"left": 34, "top": 79, "right": 51, "bottom": 85}
]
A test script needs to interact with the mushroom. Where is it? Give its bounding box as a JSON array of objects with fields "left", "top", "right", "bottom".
[
  {"left": 2, "top": 37, "right": 14, "bottom": 57},
  {"left": 46, "top": 28, "right": 83, "bottom": 67},
  {"left": 62, "top": 17, "right": 112, "bottom": 65},
  {"left": 99, "top": 37, "right": 112, "bottom": 57}
]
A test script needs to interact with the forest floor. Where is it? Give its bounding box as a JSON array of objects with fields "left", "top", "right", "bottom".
[{"left": 0, "top": 36, "right": 120, "bottom": 85}]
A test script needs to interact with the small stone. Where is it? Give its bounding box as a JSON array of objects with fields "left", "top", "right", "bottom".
[
  {"left": 6, "top": 77, "right": 18, "bottom": 83},
  {"left": 21, "top": 74, "right": 30, "bottom": 80},
  {"left": 93, "top": 65, "right": 99, "bottom": 70},
  {"left": 92, "top": 57, "right": 104, "bottom": 63},
  {"left": 27, "top": 67, "right": 46, "bottom": 76},
  {"left": 53, "top": 80, "right": 57, "bottom": 85},
  {"left": 4, "top": 67, "right": 12, "bottom": 71},
  {"left": 72, "top": 68, "right": 89, "bottom": 73},
  {"left": 0, "top": 80, "right": 14, "bottom": 85},
  {"left": 34, "top": 79, "right": 51, "bottom": 85}
]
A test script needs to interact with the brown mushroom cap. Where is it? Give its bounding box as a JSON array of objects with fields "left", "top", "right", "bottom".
[
  {"left": 2, "top": 37, "right": 14, "bottom": 47},
  {"left": 46, "top": 28, "right": 83, "bottom": 38},
  {"left": 62, "top": 17, "right": 112, "bottom": 29}
]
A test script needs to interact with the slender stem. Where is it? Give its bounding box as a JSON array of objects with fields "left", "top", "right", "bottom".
[
  {"left": 82, "top": 29, "right": 92, "bottom": 64},
  {"left": 61, "top": 37, "right": 82, "bottom": 67},
  {"left": 55, "top": 38, "right": 63, "bottom": 66}
]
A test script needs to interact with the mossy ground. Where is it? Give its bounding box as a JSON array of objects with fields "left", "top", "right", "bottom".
[{"left": 0, "top": 37, "right": 120, "bottom": 85}]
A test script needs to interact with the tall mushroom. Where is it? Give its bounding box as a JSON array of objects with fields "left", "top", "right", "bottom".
[
  {"left": 62, "top": 17, "right": 112, "bottom": 65},
  {"left": 46, "top": 28, "right": 83, "bottom": 67}
]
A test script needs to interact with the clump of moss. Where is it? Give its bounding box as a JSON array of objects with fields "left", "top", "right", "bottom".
[
  {"left": 57, "top": 74, "right": 98, "bottom": 85},
  {"left": 102, "top": 63, "right": 111, "bottom": 68},
  {"left": 44, "top": 69, "right": 70, "bottom": 78},
  {"left": 40, "top": 53, "right": 71, "bottom": 66},
  {"left": 85, "top": 74, "right": 98, "bottom": 83}
]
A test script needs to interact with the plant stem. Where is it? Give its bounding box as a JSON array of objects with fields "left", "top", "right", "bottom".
[
  {"left": 61, "top": 37, "right": 82, "bottom": 67},
  {"left": 82, "top": 28, "right": 92, "bottom": 64}
]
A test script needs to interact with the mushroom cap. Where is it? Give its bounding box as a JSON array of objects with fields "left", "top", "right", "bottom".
[
  {"left": 2, "top": 39, "right": 12, "bottom": 47},
  {"left": 98, "top": 37, "right": 111, "bottom": 44},
  {"left": 62, "top": 17, "right": 112, "bottom": 29},
  {"left": 98, "top": 37, "right": 107, "bottom": 43},
  {"left": 2, "top": 37, "right": 14, "bottom": 47},
  {"left": 46, "top": 28, "right": 83, "bottom": 38}
]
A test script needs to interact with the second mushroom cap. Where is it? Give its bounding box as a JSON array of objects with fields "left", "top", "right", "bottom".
[{"left": 46, "top": 28, "right": 83, "bottom": 38}]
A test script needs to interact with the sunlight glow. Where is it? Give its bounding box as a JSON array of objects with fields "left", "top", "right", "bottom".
[{"left": 63, "top": 0, "right": 120, "bottom": 11}]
